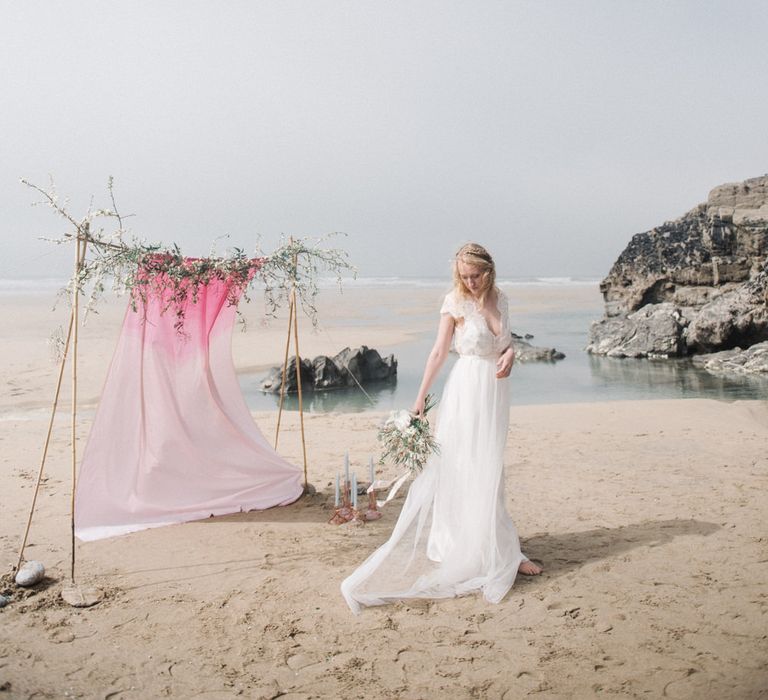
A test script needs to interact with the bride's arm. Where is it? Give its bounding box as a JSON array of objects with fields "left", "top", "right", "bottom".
[
  {"left": 410, "top": 313, "right": 455, "bottom": 416},
  {"left": 496, "top": 341, "right": 515, "bottom": 378}
]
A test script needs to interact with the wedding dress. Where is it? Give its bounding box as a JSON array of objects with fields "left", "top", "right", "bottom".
[{"left": 341, "top": 288, "right": 527, "bottom": 613}]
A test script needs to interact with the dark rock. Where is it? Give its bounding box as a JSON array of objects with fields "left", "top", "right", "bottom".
[
  {"left": 599, "top": 176, "right": 768, "bottom": 318},
  {"left": 333, "top": 346, "right": 397, "bottom": 385},
  {"left": 365, "top": 347, "right": 398, "bottom": 380},
  {"left": 691, "top": 341, "right": 768, "bottom": 375},
  {"left": 590, "top": 175, "right": 768, "bottom": 362},
  {"left": 512, "top": 338, "right": 565, "bottom": 362},
  {"left": 685, "top": 266, "right": 768, "bottom": 352},
  {"left": 260, "top": 356, "right": 314, "bottom": 394},
  {"left": 312, "top": 355, "right": 345, "bottom": 390},
  {"left": 586, "top": 303, "right": 690, "bottom": 358},
  {"left": 260, "top": 346, "right": 397, "bottom": 393}
]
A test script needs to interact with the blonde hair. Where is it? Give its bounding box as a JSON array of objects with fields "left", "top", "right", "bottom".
[{"left": 453, "top": 243, "right": 496, "bottom": 301}]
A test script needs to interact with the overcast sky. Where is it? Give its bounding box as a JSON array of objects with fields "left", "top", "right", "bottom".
[{"left": 2, "top": 0, "right": 767, "bottom": 281}]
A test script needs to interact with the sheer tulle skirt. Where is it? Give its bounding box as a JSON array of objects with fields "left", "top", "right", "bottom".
[{"left": 341, "top": 355, "right": 525, "bottom": 613}]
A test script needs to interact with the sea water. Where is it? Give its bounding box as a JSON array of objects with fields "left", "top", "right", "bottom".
[
  {"left": 240, "top": 277, "right": 768, "bottom": 413},
  {"left": 6, "top": 275, "right": 764, "bottom": 413}
]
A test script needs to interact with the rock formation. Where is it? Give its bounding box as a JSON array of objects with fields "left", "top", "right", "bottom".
[
  {"left": 685, "top": 266, "right": 768, "bottom": 352},
  {"left": 261, "top": 346, "right": 397, "bottom": 393},
  {"left": 587, "top": 303, "right": 689, "bottom": 359},
  {"left": 691, "top": 341, "right": 768, "bottom": 375},
  {"left": 511, "top": 334, "right": 566, "bottom": 362},
  {"left": 598, "top": 176, "right": 768, "bottom": 318},
  {"left": 588, "top": 175, "right": 768, "bottom": 371}
]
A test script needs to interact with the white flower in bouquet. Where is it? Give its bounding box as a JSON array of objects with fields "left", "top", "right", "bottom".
[
  {"left": 389, "top": 409, "right": 412, "bottom": 432},
  {"left": 377, "top": 394, "right": 439, "bottom": 475}
]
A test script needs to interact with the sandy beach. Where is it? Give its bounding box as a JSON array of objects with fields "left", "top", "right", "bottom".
[{"left": 1, "top": 287, "right": 767, "bottom": 699}]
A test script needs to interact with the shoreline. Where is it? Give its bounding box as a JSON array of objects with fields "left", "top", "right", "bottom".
[{"left": 2, "top": 282, "right": 766, "bottom": 420}]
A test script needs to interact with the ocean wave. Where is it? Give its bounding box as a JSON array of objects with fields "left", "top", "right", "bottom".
[
  {"left": 0, "top": 275, "right": 600, "bottom": 295},
  {"left": 321, "top": 276, "right": 600, "bottom": 288},
  {"left": 498, "top": 276, "right": 601, "bottom": 287},
  {"left": 319, "top": 276, "right": 447, "bottom": 288},
  {"left": 0, "top": 406, "right": 97, "bottom": 422},
  {"left": 0, "top": 278, "right": 69, "bottom": 294}
]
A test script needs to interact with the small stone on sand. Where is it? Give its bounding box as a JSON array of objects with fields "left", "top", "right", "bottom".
[
  {"left": 61, "top": 585, "right": 103, "bottom": 608},
  {"left": 15, "top": 561, "right": 45, "bottom": 587}
]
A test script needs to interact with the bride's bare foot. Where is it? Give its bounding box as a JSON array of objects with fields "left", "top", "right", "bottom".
[{"left": 518, "top": 560, "right": 542, "bottom": 576}]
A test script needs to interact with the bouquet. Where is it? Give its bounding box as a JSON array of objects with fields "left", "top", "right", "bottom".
[{"left": 377, "top": 394, "right": 439, "bottom": 475}]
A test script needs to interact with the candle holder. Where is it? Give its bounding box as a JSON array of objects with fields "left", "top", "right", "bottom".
[
  {"left": 348, "top": 506, "right": 366, "bottom": 526},
  {"left": 329, "top": 466, "right": 383, "bottom": 526},
  {"left": 328, "top": 505, "right": 352, "bottom": 525},
  {"left": 364, "top": 488, "right": 382, "bottom": 521},
  {"left": 328, "top": 479, "right": 375, "bottom": 525},
  {"left": 329, "top": 479, "right": 357, "bottom": 525}
]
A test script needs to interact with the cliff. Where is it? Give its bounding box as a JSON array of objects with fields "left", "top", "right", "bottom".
[
  {"left": 587, "top": 175, "right": 768, "bottom": 372},
  {"left": 600, "top": 176, "right": 768, "bottom": 317}
]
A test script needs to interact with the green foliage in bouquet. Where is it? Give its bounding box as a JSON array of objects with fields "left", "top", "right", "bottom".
[{"left": 377, "top": 394, "right": 440, "bottom": 475}]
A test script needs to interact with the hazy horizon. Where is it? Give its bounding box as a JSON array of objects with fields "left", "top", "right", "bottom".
[
  {"left": 0, "top": 269, "right": 605, "bottom": 288},
  {"left": 2, "top": 1, "right": 767, "bottom": 282}
]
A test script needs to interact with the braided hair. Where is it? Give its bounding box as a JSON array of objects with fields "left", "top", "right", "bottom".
[{"left": 452, "top": 243, "right": 496, "bottom": 302}]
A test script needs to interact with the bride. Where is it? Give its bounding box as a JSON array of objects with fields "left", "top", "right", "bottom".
[{"left": 341, "top": 243, "right": 541, "bottom": 614}]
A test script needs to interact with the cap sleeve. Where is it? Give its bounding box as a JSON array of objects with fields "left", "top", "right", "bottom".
[
  {"left": 497, "top": 289, "right": 509, "bottom": 316},
  {"left": 440, "top": 291, "right": 460, "bottom": 318},
  {"left": 497, "top": 289, "right": 510, "bottom": 332}
]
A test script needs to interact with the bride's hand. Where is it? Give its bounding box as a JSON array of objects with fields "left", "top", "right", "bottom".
[
  {"left": 410, "top": 397, "right": 425, "bottom": 417},
  {"left": 496, "top": 347, "right": 515, "bottom": 378}
]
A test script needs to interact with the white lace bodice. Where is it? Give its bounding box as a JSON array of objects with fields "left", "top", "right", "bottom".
[{"left": 440, "top": 289, "right": 510, "bottom": 357}]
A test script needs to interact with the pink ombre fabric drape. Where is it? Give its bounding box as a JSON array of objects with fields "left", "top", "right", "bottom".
[{"left": 75, "top": 273, "right": 303, "bottom": 541}]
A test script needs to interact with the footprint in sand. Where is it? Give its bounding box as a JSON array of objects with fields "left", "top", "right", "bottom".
[
  {"left": 49, "top": 628, "right": 76, "bottom": 644},
  {"left": 431, "top": 625, "right": 455, "bottom": 642}
]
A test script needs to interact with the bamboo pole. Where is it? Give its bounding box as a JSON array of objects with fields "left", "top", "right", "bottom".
[
  {"left": 272, "top": 241, "right": 309, "bottom": 490},
  {"left": 290, "top": 259, "right": 309, "bottom": 490},
  {"left": 274, "top": 294, "right": 295, "bottom": 450},
  {"left": 16, "top": 237, "right": 88, "bottom": 572},
  {"left": 70, "top": 232, "right": 82, "bottom": 583},
  {"left": 15, "top": 307, "right": 75, "bottom": 571}
]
